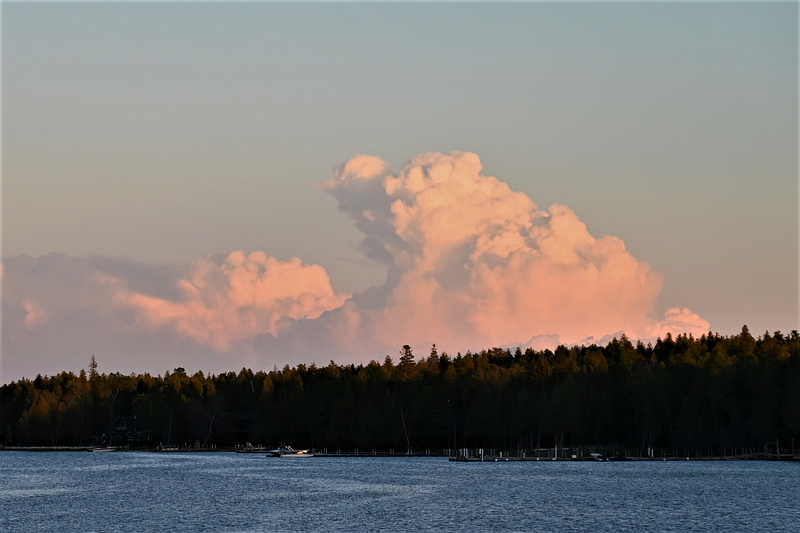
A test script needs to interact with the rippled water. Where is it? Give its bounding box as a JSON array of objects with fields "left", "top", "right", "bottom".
[{"left": 1, "top": 452, "right": 798, "bottom": 532}]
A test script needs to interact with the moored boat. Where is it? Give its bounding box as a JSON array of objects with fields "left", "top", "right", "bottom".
[
  {"left": 236, "top": 442, "right": 268, "bottom": 453},
  {"left": 587, "top": 452, "right": 608, "bottom": 461},
  {"left": 88, "top": 446, "right": 116, "bottom": 452},
  {"left": 266, "top": 445, "right": 313, "bottom": 458}
]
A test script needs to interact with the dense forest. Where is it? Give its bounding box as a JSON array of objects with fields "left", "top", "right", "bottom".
[{"left": 2, "top": 326, "right": 800, "bottom": 453}]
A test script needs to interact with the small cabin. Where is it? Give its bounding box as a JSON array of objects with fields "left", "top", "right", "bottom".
[{"left": 96, "top": 415, "right": 147, "bottom": 445}]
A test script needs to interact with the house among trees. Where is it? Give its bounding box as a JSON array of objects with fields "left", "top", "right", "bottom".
[
  {"left": 219, "top": 412, "right": 255, "bottom": 443},
  {"left": 94, "top": 415, "right": 146, "bottom": 446}
]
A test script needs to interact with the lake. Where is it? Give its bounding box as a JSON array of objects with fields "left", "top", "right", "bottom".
[{"left": 1, "top": 452, "right": 798, "bottom": 532}]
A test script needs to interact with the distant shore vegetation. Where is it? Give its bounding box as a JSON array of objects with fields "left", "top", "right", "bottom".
[{"left": 2, "top": 326, "right": 799, "bottom": 452}]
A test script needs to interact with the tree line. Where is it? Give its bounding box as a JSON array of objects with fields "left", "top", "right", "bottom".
[{"left": 2, "top": 326, "right": 800, "bottom": 452}]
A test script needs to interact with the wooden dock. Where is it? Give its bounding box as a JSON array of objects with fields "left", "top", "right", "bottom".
[
  {"left": 0, "top": 446, "right": 91, "bottom": 452},
  {"left": 447, "top": 447, "right": 800, "bottom": 462}
]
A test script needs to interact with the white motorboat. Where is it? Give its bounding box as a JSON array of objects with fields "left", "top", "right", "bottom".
[
  {"left": 266, "top": 445, "right": 313, "bottom": 458},
  {"left": 88, "top": 446, "right": 116, "bottom": 452}
]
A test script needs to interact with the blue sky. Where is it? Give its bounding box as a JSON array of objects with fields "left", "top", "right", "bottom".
[{"left": 2, "top": 2, "right": 797, "bottom": 381}]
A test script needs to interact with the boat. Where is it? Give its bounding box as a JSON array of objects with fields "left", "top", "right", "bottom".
[
  {"left": 88, "top": 446, "right": 116, "bottom": 452},
  {"left": 587, "top": 452, "right": 609, "bottom": 461},
  {"left": 266, "top": 445, "right": 313, "bottom": 458},
  {"left": 235, "top": 442, "right": 268, "bottom": 453}
]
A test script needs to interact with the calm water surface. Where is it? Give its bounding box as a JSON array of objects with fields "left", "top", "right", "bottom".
[{"left": 1, "top": 452, "right": 798, "bottom": 532}]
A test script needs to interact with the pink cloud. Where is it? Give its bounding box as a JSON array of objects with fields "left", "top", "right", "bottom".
[
  {"left": 22, "top": 299, "right": 48, "bottom": 328},
  {"left": 646, "top": 307, "right": 711, "bottom": 339},
  {"left": 322, "top": 151, "right": 709, "bottom": 353},
  {"left": 103, "top": 251, "right": 350, "bottom": 350}
]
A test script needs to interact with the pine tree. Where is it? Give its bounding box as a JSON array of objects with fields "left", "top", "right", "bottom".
[
  {"left": 398, "top": 345, "right": 415, "bottom": 379},
  {"left": 399, "top": 345, "right": 414, "bottom": 367},
  {"left": 89, "top": 356, "right": 98, "bottom": 380}
]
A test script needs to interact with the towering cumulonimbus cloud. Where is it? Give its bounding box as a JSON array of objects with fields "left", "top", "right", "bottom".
[
  {"left": 322, "top": 151, "right": 709, "bottom": 350},
  {"left": 2, "top": 151, "right": 710, "bottom": 376}
]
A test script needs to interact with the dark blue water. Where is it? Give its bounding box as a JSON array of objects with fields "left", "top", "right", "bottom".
[{"left": 1, "top": 452, "right": 798, "bottom": 532}]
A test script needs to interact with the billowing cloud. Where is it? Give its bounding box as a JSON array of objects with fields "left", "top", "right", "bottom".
[
  {"left": 322, "top": 151, "right": 708, "bottom": 350},
  {"left": 104, "top": 251, "right": 350, "bottom": 350},
  {"left": 647, "top": 307, "right": 710, "bottom": 340},
  {"left": 1, "top": 252, "right": 350, "bottom": 379},
  {"left": 2, "top": 151, "right": 710, "bottom": 379}
]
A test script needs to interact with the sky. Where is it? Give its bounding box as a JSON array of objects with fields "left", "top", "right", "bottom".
[{"left": 2, "top": 2, "right": 797, "bottom": 383}]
